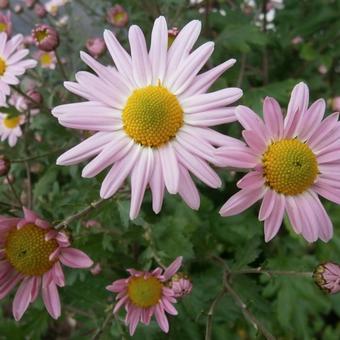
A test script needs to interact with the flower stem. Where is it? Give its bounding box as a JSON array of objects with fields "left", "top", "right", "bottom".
[
  {"left": 55, "top": 50, "right": 68, "bottom": 81},
  {"left": 54, "top": 198, "right": 107, "bottom": 230},
  {"left": 6, "top": 175, "right": 22, "bottom": 208}
]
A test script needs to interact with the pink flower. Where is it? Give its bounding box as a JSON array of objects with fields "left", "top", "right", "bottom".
[
  {"left": 0, "top": 208, "right": 93, "bottom": 320},
  {"left": 291, "top": 36, "right": 303, "bottom": 45},
  {"left": 332, "top": 96, "right": 340, "bottom": 112},
  {"left": 0, "top": 111, "right": 25, "bottom": 147},
  {"left": 0, "top": 33, "right": 37, "bottom": 102},
  {"left": 34, "top": 3, "right": 47, "bottom": 18},
  {"left": 107, "top": 257, "right": 183, "bottom": 335},
  {"left": 90, "top": 263, "right": 102, "bottom": 275},
  {"left": 169, "top": 273, "right": 192, "bottom": 298},
  {"left": 52, "top": 17, "right": 241, "bottom": 219},
  {"left": 32, "top": 24, "right": 60, "bottom": 52},
  {"left": 106, "top": 5, "right": 128, "bottom": 27},
  {"left": 86, "top": 37, "right": 106, "bottom": 58},
  {"left": 0, "top": 11, "right": 11, "bottom": 36},
  {"left": 314, "top": 262, "right": 340, "bottom": 294},
  {"left": 217, "top": 82, "right": 340, "bottom": 243}
]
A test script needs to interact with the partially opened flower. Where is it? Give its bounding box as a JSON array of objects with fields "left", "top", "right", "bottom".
[
  {"left": 0, "top": 208, "right": 93, "bottom": 320},
  {"left": 0, "top": 33, "right": 37, "bottom": 102},
  {"left": 217, "top": 82, "right": 340, "bottom": 243},
  {"left": 52, "top": 16, "right": 242, "bottom": 219},
  {"left": 313, "top": 262, "right": 340, "bottom": 294},
  {"left": 32, "top": 24, "right": 59, "bottom": 52},
  {"left": 0, "top": 112, "right": 25, "bottom": 147},
  {"left": 107, "top": 5, "right": 129, "bottom": 27},
  {"left": 8, "top": 92, "right": 40, "bottom": 116},
  {"left": 106, "top": 257, "right": 182, "bottom": 335},
  {"left": 86, "top": 37, "right": 106, "bottom": 58}
]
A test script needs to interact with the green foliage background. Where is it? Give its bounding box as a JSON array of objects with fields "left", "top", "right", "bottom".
[{"left": 1, "top": 0, "right": 340, "bottom": 339}]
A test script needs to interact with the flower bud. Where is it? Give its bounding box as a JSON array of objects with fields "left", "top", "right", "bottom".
[
  {"left": 32, "top": 24, "right": 60, "bottom": 52},
  {"left": 90, "top": 263, "right": 102, "bottom": 275},
  {"left": 86, "top": 37, "right": 106, "bottom": 58},
  {"left": 169, "top": 273, "right": 192, "bottom": 298},
  {"left": 0, "top": 155, "right": 10, "bottom": 177},
  {"left": 168, "top": 27, "right": 179, "bottom": 47},
  {"left": 34, "top": 3, "right": 47, "bottom": 18},
  {"left": 14, "top": 4, "right": 23, "bottom": 14},
  {"left": 331, "top": 97, "right": 340, "bottom": 112},
  {"left": 26, "top": 89, "right": 43, "bottom": 108},
  {"left": 0, "top": 0, "right": 8, "bottom": 9},
  {"left": 106, "top": 5, "right": 128, "bottom": 27},
  {"left": 313, "top": 262, "right": 340, "bottom": 294}
]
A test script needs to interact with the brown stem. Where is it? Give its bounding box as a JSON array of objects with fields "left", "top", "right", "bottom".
[
  {"left": 6, "top": 175, "right": 22, "bottom": 208},
  {"left": 54, "top": 198, "right": 107, "bottom": 230},
  {"left": 232, "top": 268, "right": 313, "bottom": 277},
  {"left": 12, "top": 146, "right": 68, "bottom": 163}
]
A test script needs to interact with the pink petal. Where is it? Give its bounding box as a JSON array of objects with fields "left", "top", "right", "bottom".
[
  {"left": 184, "top": 107, "right": 236, "bottom": 127},
  {"left": 242, "top": 130, "right": 267, "bottom": 154},
  {"left": 23, "top": 207, "right": 38, "bottom": 222},
  {"left": 42, "top": 276, "right": 61, "bottom": 320},
  {"left": 215, "top": 145, "right": 258, "bottom": 169},
  {"left": 155, "top": 304, "right": 169, "bottom": 333},
  {"left": 128, "top": 307, "right": 141, "bottom": 336},
  {"left": 51, "top": 262, "right": 65, "bottom": 287},
  {"left": 237, "top": 171, "right": 264, "bottom": 190},
  {"left": 12, "top": 277, "right": 35, "bottom": 321},
  {"left": 130, "top": 148, "right": 154, "bottom": 219},
  {"left": 258, "top": 188, "right": 275, "bottom": 221},
  {"left": 149, "top": 150, "right": 165, "bottom": 214},
  {"left": 178, "top": 165, "right": 200, "bottom": 210},
  {"left": 263, "top": 97, "right": 284, "bottom": 140},
  {"left": 313, "top": 182, "right": 340, "bottom": 204},
  {"left": 219, "top": 187, "right": 265, "bottom": 217},
  {"left": 159, "top": 143, "right": 180, "bottom": 194},
  {"left": 163, "top": 256, "right": 183, "bottom": 280},
  {"left": 264, "top": 193, "right": 285, "bottom": 242},
  {"left": 284, "top": 82, "right": 309, "bottom": 138},
  {"left": 59, "top": 248, "right": 93, "bottom": 268}
]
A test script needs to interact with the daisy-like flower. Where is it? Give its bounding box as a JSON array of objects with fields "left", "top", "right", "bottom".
[
  {"left": 314, "top": 262, "right": 340, "bottom": 294},
  {"left": 0, "top": 33, "right": 37, "bottom": 102},
  {"left": 0, "top": 207, "right": 93, "bottom": 320},
  {"left": 34, "top": 50, "right": 57, "bottom": 70},
  {"left": 52, "top": 16, "right": 242, "bottom": 219},
  {"left": 106, "top": 257, "right": 183, "bottom": 335},
  {"left": 0, "top": 111, "right": 24, "bottom": 147},
  {"left": 217, "top": 82, "right": 340, "bottom": 243},
  {"left": 9, "top": 93, "right": 39, "bottom": 116}
]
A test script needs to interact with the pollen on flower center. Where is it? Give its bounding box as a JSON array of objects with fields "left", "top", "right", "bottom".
[
  {"left": 35, "top": 29, "right": 48, "bottom": 42},
  {"left": 0, "top": 57, "right": 6, "bottom": 76},
  {"left": 3, "top": 115, "right": 20, "bottom": 129},
  {"left": 5, "top": 224, "right": 58, "bottom": 276},
  {"left": 122, "top": 85, "right": 183, "bottom": 147},
  {"left": 127, "top": 276, "right": 163, "bottom": 308},
  {"left": 0, "top": 23, "right": 7, "bottom": 33},
  {"left": 40, "top": 53, "right": 52, "bottom": 65},
  {"left": 262, "top": 139, "right": 318, "bottom": 196}
]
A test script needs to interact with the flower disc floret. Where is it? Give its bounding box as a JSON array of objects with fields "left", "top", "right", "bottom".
[
  {"left": 262, "top": 139, "right": 318, "bottom": 195},
  {"left": 127, "top": 276, "right": 163, "bottom": 308},
  {"left": 3, "top": 115, "right": 20, "bottom": 128},
  {"left": 5, "top": 224, "right": 58, "bottom": 276},
  {"left": 122, "top": 85, "right": 183, "bottom": 147}
]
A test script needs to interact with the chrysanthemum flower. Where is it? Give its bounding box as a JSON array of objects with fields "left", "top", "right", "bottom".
[
  {"left": 217, "top": 82, "right": 340, "bottom": 243},
  {"left": 52, "top": 16, "right": 242, "bottom": 219},
  {"left": 0, "top": 207, "right": 93, "bottom": 320},
  {"left": 314, "top": 262, "right": 340, "bottom": 294},
  {"left": 0, "top": 33, "right": 37, "bottom": 102},
  {"left": 32, "top": 24, "right": 59, "bottom": 52},
  {"left": 9, "top": 93, "right": 39, "bottom": 116},
  {"left": 106, "top": 257, "right": 183, "bottom": 335},
  {"left": 0, "top": 112, "right": 24, "bottom": 147}
]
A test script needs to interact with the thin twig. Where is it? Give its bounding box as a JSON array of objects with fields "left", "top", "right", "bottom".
[
  {"left": 223, "top": 272, "right": 275, "bottom": 340},
  {"left": 54, "top": 198, "right": 107, "bottom": 230},
  {"left": 6, "top": 175, "right": 22, "bottom": 207},
  {"left": 12, "top": 146, "right": 68, "bottom": 163},
  {"left": 236, "top": 53, "right": 247, "bottom": 88},
  {"left": 12, "top": 86, "right": 48, "bottom": 112},
  {"left": 232, "top": 268, "right": 313, "bottom": 277},
  {"left": 205, "top": 288, "right": 225, "bottom": 340},
  {"left": 143, "top": 223, "right": 165, "bottom": 267},
  {"left": 91, "top": 306, "right": 114, "bottom": 340},
  {"left": 55, "top": 50, "right": 68, "bottom": 81},
  {"left": 23, "top": 110, "right": 33, "bottom": 209}
]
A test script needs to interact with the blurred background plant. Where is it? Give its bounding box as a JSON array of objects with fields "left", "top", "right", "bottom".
[{"left": 0, "top": 0, "right": 340, "bottom": 339}]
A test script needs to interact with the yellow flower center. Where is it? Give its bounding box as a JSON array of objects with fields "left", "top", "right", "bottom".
[
  {"left": 113, "top": 12, "right": 125, "bottom": 23},
  {"left": 262, "top": 139, "right": 318, "bottom": 196},
  {"left": 3, "top": 115, "right": 20, "bottom": 129},
  {"left": 122, "top": 85, "right": 183, "bottom": 147},
  {"left": 40, "top": 53, "right": 52, "bottom": 65},
  {"left": 35, "top": 29, "right": 48, "bottom": 42},
  {"left": 5, "top": 224, "right": 58, "bottom": 276},
  {"left": 0, "top": 57, "right": 6, "bottom": 76},
  {"left": 0, "top": 22, "right": 7, "bottom": 32},
  {"left": 127, "top": 276, "right": 163, "bottom": 308}
]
